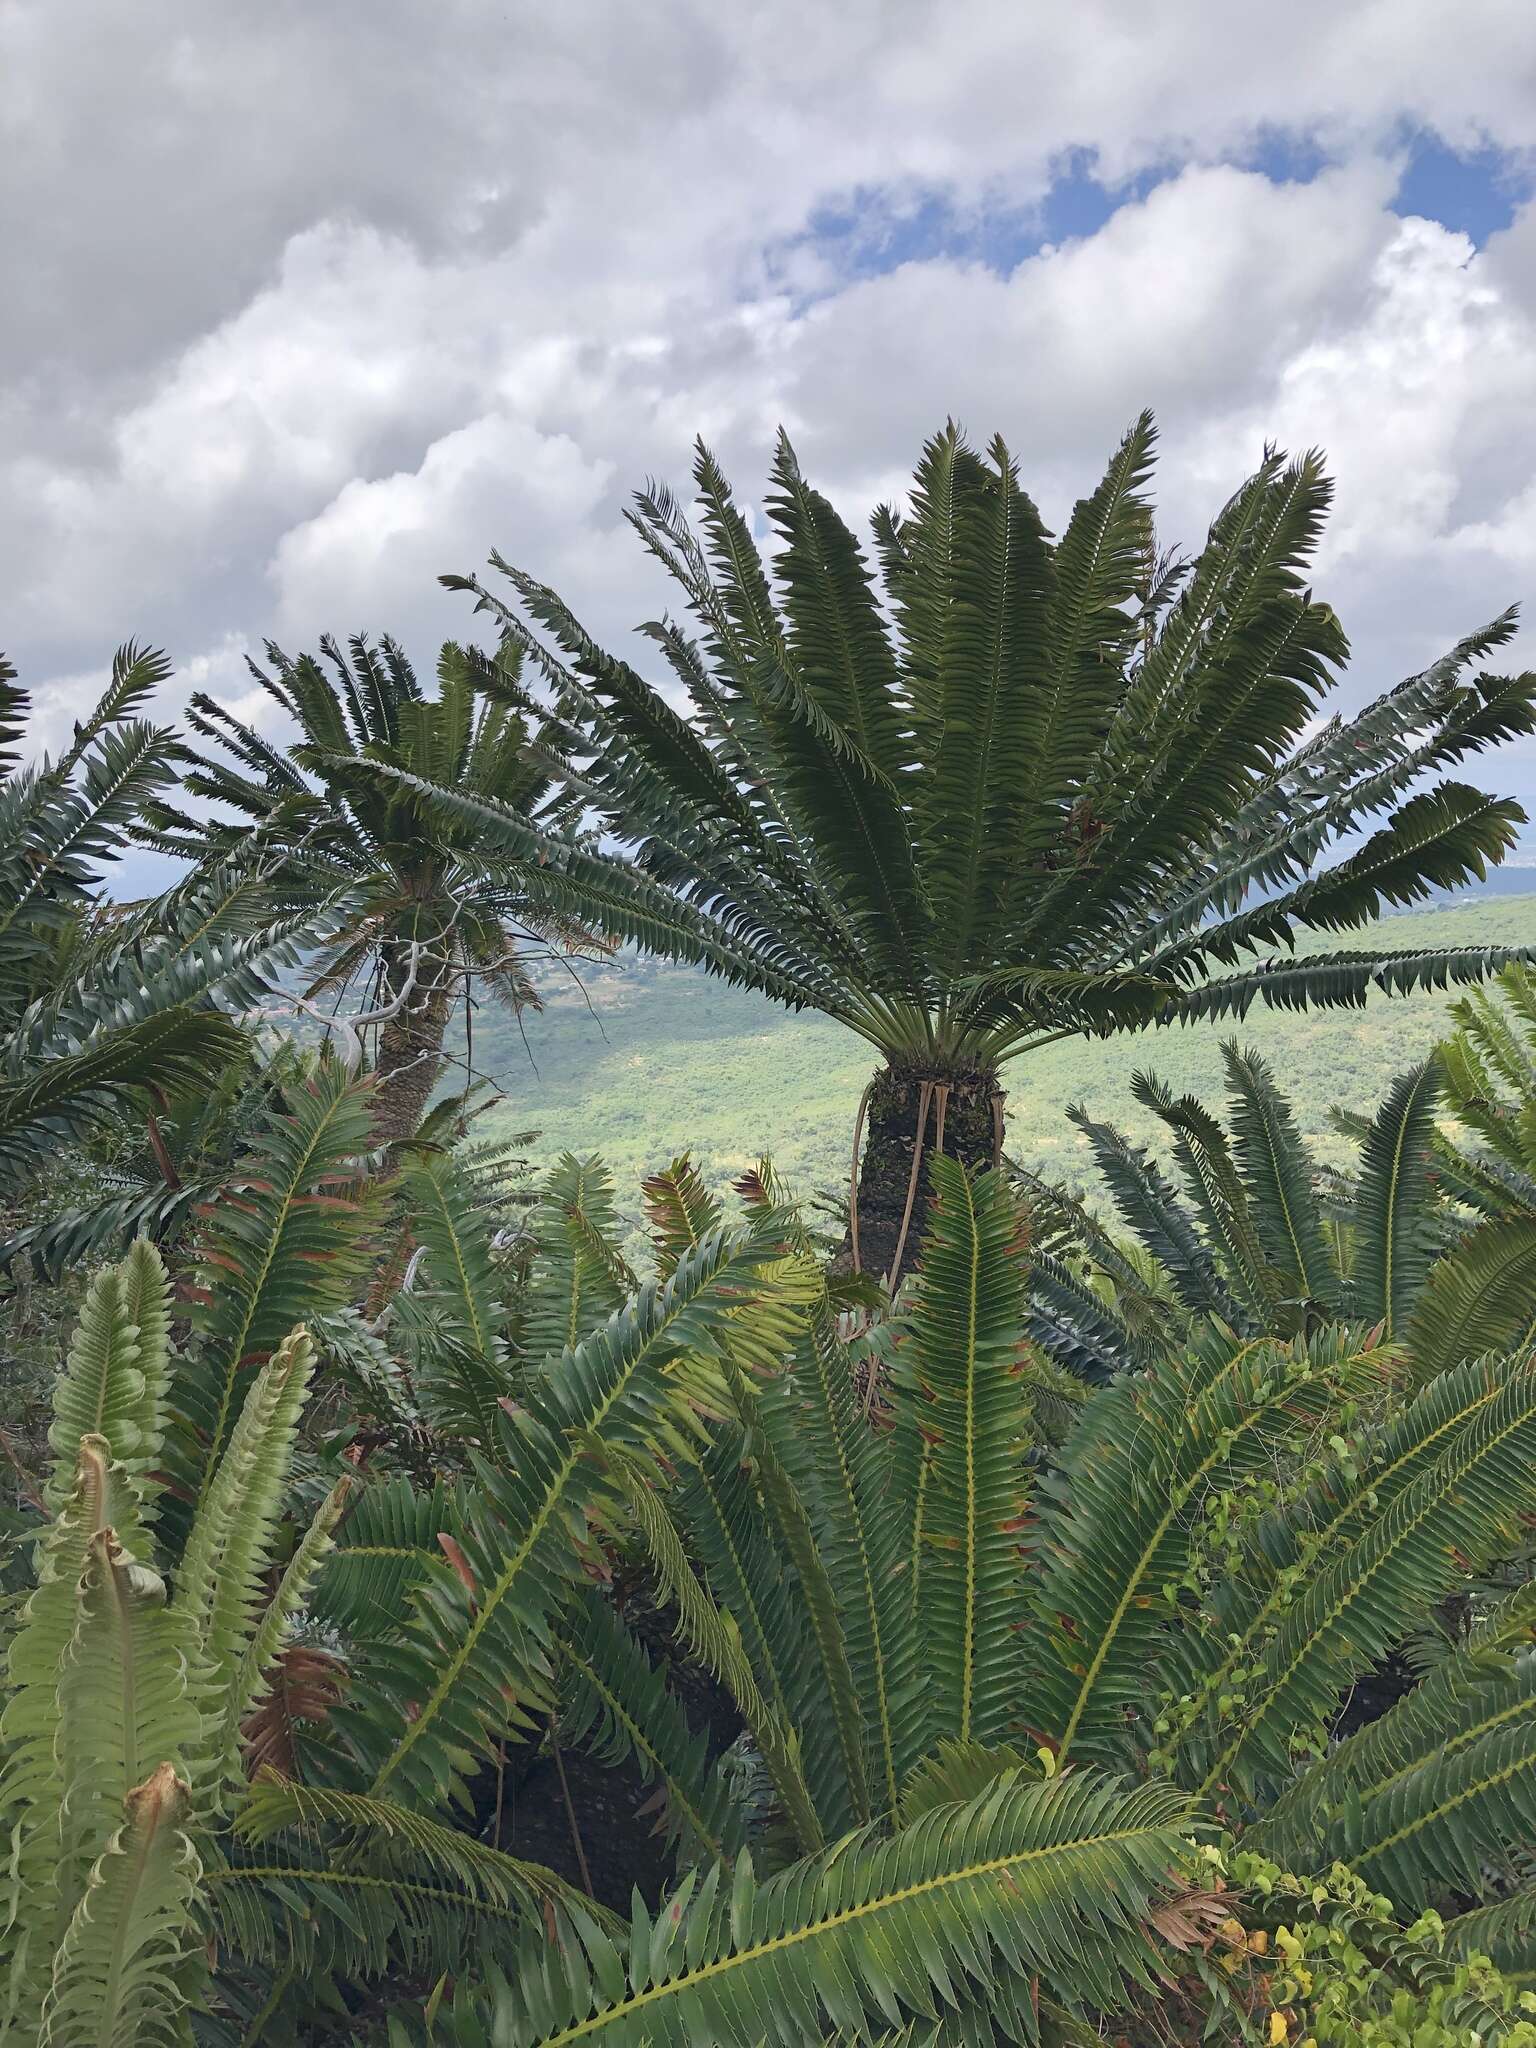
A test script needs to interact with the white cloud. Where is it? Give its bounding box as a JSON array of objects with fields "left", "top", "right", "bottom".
[
  {"left": 7, "top": 0, "right": 1536, "bottom": 817},
  {"left": 267, "top": 413, "right": 621, "bottom": 644}
]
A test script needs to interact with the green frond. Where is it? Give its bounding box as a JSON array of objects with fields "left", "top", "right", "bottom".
[
  {"left": 754, "top": 436, "right": 929, "bottom": 989},
  {"left": 230, "top": 1473, "right": 355, "bottom": 1742},
  {"left": 0, "top": 1240, "right": 189, "bottom": 2028},
  {"left": 687, "top": 1180, "right": 908, "bottom": 1827},
  {"left": 336, "top": 1216, "right": 817, "bottom": 1809},
  {"left": 168, "top": 1060, "right": 381, "bottom": 1510},
  {"left": 233, "top": 1781, "right": 580, "bottom": 1919},
  {"left": 672, "top": 1433, "right": 829, "bottom": 1850},
  {"left": 961, "top": 963, "right": 1183, "bottom": 1040},
  {"left": 398, "top": 1146, "right": 511, "bottom": 1434},
  {"left": 478, "top": 556, "right": 843, "bottom": 967},
  {"left": 765, "top": 435, "right": 911, "bottom": 781},
  {"left": 340, "top": 759, "right": 851, "bottom": 1017},
  {"left": 771, "top": 1305, "right": 921, "bottom": 1819},
  {"left": 1162, "top": 781, "right": 1527, "bottom": 979},
  {"left": 910, "top": 429, "right": 1056, "bottom": 966},
  {"left": 521, "top": 1153, "right": 632, "bottom": 1363},
  {"left": 1054, "top": 450, "right": 1343, "bottom": 950},
  {"left": 1129, "top": 1068, "right": 1281, "bottom": 1321},
  {"left": 310, "top": 1474, "right": 458, "bottom": 1640},
  {"left": 311, "top": 1304, "right": 422, "bottom": 1434},
  {"left": 1426, "top": 1125, "right": 1536, "bottom": 1218},
  {"left": 40, "top": 1764, "right": 200, "bottom": 2048},
  {"left": 892, "top": 1161, "right": 1031, "bottom": 1753},
  {"left": 1022, "top": 1322, "right": 1391, "bottom": 1771},
  {"left": 1410, "top": 1216, "right": 1536, "bottom": 1385},
  {"left": 1347, "top": 1059, "right": 1442, "bottom": 1337},
  {"left": 1006, "top": 411, "right": 1153, "bottom": 876},
  {"left": 897, "top": 1740, "right": 1036, "bottom": 1822},
  {"left": 1260, "top": 1591, "right": 1536, "bottom": 1896},
  {"left": 58, "top": 1527, "right": 201, "bottom": 1867},
  {"left": 0, "top": 703, "right": 180, "bottom": 965},
  {"left": 1222, "top": 1042, "right": 1337, "bottom": 1310},
  {"left": 1348, "top": 1714, "right": 1536, "bottom": 1910},
  {"left": 210, "top": 1781, "right": 602, "bottom": 1995},
  {"left": 466, "top": 1772, "right": 1195, "bottom": 2046},
  {"left": 2, "top": 1482, "right": 202, "bottom": 2042},
  {"left": 44, "top": 1241, "right": 170, "bottom": 1522},
  {"left": 172, "top": 1327, "right": 319, "bottom": 1708},
  {"left": 600, "top": 1439, "right": 824, "bottom": 1852},
  {"left": 714, "top": 1373, "right": 872, "bottom": 1833},
  {"left": 1116, "top": 616, "right": 1530, "bottom": 958},
  {"left": 1066, "top": 1105, "right": 1241, "bottom": 1324},
  {"left": 1156, "top": 1347, "right": 1517, "bottom": 1793},
  {"left": 1025, "top": 1251, "right": 1154, "bottom": 1384},
  {"left": 401, "top": 1148, "right": 505, "bottom": 1366},
  {"left": 1200, "top": 1349, "right": 1536, "bottom": 1798},
  {"left": 1443, "top": 962, "right": 1536, "bottom": 1120},
  {"left": 1445, "top": 1888, "right": 1536, "bottom": 1983},
  {"left": 641, "top": 1153, "right": 724, "bottom": 1280},
  {"left": 1168, "top": 942, "right": 1536, "bottom": 1025},
  {"left": 0, "top": 648, "right": 26, "bottom": 776},
  {"left": 0, "top": 1006, "right": 249, "bottom": 1185},
  {"left": 557, "top": 1588, "right": 747, "bottom": 1867},
  {"left": 0, "top": 1281, "right": 314, "bottom": 2035}
]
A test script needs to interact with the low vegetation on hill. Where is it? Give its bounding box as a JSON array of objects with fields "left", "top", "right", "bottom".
[{"left": 472, "top": 895, "right": 1536, "bottom": 1239}]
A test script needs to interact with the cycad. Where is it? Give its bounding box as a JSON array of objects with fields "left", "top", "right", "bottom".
[
  {"left": 410, "top": 420, "right": 1536, "bottom": 1278},
  {"left": 17, "top": 1119, "right": 1533, "bottom": 2039},
  {"left": 0, "top": 1241, "right": 337, "bottom": 2043},
  {"left": 0, "top": 647, "right": 265, "bottom": 1203},
  {"left": 270, "top": 1163, "right": 1206, "bottom": 2038},
  {"left": 357, "top": 1157, "right": 1536, "bottom": 2042},
  {"left": 138, "top": 631, "right": 599, "bottom": 1144},
  {"left": 164, "top": 1055, "right": 387, "bottom": 1512},
  {"left": 0, "top": 1173, "right": 595, "bottom": 2043},
  {"left": 1418, "top": 960, "right": 1536, "bottom": 1375},
  {"left": 37, "top": 1136, "right": 1518, "bottom": 2039},
  {"left": 1040, "top": 1040, "right": 1536, "bottom": 1387}
]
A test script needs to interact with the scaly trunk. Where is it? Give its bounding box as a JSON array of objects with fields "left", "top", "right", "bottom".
[
  {"left": 370, "top": 948, "right": 455, "bottom": 1148},
  {"left": 849, "top": 1061, "right": 1006, "bottom": 1288}
]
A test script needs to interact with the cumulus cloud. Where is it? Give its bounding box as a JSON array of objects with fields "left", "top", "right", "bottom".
[
  {"left": 268, "top": 413, "right": 623, "bottom": 644},
  {"left": 7, "top": 0, "right": 1536, "bottom": 809}
]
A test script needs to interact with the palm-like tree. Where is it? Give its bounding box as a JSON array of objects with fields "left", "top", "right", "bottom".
[
  {"left": 1035, "top": 1013, "right": 1536, "bottom": 1390},
  {"left": 140, "top": 633, "right": 599, "bottom": 1145},
  {"left": 1032, "top": 1044, "right": 1494, "bottom": 1373},
  {"left": 422, "top": 418, "right": 1536, "bottom": 1280},
  {"left": 0, "top": 645, "right": 286, "bottom": 1205}
]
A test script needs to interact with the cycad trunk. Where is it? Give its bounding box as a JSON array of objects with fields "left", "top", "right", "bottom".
[
  {"left": 851, "top": 1062, "right": 1006, "bottom": 1287},
  {"left": 371, "top": 948, "right": 455, "bottom": 1148}
]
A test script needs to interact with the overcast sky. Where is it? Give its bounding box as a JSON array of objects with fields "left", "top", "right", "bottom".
[{"left": 9, "top": 2, "right": 1536, "bottom": 841}]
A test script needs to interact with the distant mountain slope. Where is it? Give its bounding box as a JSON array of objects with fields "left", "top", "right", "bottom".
[{"left": 468, "top": 891, "right": 1536, "bottom": 1228}]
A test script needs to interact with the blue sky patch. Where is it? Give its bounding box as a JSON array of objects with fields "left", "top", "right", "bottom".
[
  {"left": 774, "top": 154, "right": 1171, "bottom": 302},
  {"left": 1391, "top": 133, "right": 1532, "bottom": 246},
  {"left": 773, "top": 127, "right": 1532, "bottom": 309}
]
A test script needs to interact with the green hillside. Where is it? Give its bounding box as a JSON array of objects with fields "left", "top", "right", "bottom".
[{"left": 471, "top": 894, "right": 1536, "bottom": 1223}]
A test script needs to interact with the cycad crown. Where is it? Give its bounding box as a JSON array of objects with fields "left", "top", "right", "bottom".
[
  {"left": 1042, "top": 1033, "right": 1536, "bottom": 1388},
  {"left": 0, "top": 645, "right": 293, "bottom": 1214},
  {"left": 138, "top": 631, "right": 599, "bottom": 1144},
  {"left": 412, "top": 419, "right": 1536, "bottom": 1275}
]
